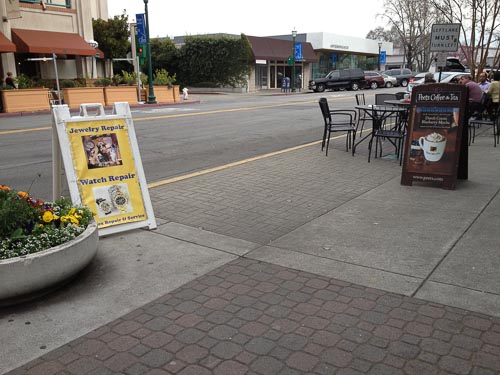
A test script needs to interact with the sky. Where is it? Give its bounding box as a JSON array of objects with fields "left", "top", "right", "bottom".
[{"left": 106, "top": 0, "right": 386, "bottom": 39}]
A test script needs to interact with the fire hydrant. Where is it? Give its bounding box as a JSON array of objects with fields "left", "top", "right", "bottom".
[{"left": 182, "top": 87, "right": 189, "bottom": 100}]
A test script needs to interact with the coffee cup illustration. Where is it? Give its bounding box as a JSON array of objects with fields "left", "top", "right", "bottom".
[{"left": 419, "top": 132, "right": 446, "bottom": 162}]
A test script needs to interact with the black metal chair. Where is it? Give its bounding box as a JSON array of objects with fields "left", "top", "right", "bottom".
[
  {"left": 355, "top": 93, "right": 371, "bottom": 136},
  {"left": 469, "top": 102, "right": 500, "bottom": 146},
  {"left": 319, "top": 98, "right": 357, "bottom": 156},
  {"left": 375, "top": 93, "right": 406, "bottom": 131},
  {"left": 367, "top": 106, "right": 406, "bottom": 165}
]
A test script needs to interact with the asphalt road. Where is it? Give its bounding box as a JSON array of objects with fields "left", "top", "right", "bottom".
[{"left": 0, "top": 87, "right": 401, "bottom": 200}]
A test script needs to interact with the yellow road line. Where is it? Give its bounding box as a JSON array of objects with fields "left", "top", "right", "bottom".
[
  {"left": 0, "top": 126, "right": 51, "bottom": 135},
  {"left": 148, "top": 133, "right": 347, "bottom": 188}
]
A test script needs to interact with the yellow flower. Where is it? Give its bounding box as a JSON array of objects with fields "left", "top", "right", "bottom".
[{"left": 42, "top": 211, "right": 54, "bottom": 223}]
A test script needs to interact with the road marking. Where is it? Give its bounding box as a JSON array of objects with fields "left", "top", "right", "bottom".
[{"left": 148, "top": 133, "right": 347, "bottom": 188}]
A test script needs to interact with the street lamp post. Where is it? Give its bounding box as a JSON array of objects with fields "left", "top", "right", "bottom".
[
  {"left": 378, "top": 41, "right": 382, "bottom": 71},
  {"left": 292, "top": 29, "right": 297, "bottom": 92},
  {"left": 87, "top": 39, "right": 98, "bottom": 78},
  {"left": 144, "top": 0, "right": 156, "bottom": 104}
]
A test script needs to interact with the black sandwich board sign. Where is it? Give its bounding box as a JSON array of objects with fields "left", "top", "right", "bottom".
[{"left": 401, "top": 83, "right": 468, "bottom": 190}]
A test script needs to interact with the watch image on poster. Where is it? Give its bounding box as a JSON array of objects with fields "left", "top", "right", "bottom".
[
  {"left": 94, "top": 183, "right": 132, "bottom": 218},
  {"left": 82, "top": 133, "right": 123, "bottom": 169}
]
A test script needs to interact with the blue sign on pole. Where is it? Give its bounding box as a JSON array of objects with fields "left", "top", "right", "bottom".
[
  {"left": 380, "top": 51, "right": 386, "bottom": 64},
  {"left": 136, "top": 13, "right": 147, "bottom": 45},
  {"left": 294, "top": 42, "right": 302, "bottom": 61}
]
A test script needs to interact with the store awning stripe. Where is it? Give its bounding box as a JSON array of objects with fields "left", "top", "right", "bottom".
[
  {"left": 11, "top": 28, "right": 96, "bottom": 56},
  {"left": 0, "top": 32, "right": 16, "bottom": 53}
]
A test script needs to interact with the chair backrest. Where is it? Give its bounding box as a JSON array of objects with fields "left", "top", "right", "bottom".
[
  {"left": 318, "top": 97, "right": 331, "bottom": 123},
  {"left": 375, "top": 93, "right": 397, "bottom": 105},
  {"left": 395, "top": 92, "right": 406, "bottom": 100},
  {"left": 355, "top": 93, "right": 366, "bottom": 105}
]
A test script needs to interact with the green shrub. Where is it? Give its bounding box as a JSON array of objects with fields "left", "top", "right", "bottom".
[
  {"left": 94, "top": 77, "right": 112, "bottom": 87},
  {"left": 61, "top": 79, "right": 76, "bottom": 88},
  {"left": 153, "top": 69, "right": 176, "bottom": 86},
  {"left": 121, "top": 70, "right": 137, "bottom": 85},
  {"left": 15, "top": 74, "right": 34, "bottom": 89}
]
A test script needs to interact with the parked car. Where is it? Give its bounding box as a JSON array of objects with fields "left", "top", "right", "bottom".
[
  {"left": 381, "top": 68, "right": 413, "bottom": 87},
  {"left": 308, "top": 68, "right": 365, "bottom": 92},
  {"left": 444, "top": 57, "right": 467, "bottom": 72},
  {"left": 407, "top": 71, "right": 468, "bottom": 93},
  {"left": 364, "top": 71, "right": 385, "bottom": 89},
  {"left": 382, "top": 73, "right": 398, "bottom": 88}
]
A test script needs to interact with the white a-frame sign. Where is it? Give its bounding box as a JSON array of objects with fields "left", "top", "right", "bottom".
[{"left": 52, "top": 102, "right": 157, "bottom": 236}]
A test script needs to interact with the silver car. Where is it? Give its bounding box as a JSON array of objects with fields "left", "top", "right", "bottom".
[
  {"left": 382, "top": 74, "right": 398, "bottom": 88},
  {"left": 407, "top": 72, "right": 468, "bottom": 93}
]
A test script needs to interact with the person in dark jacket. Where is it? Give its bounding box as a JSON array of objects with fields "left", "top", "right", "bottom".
[{"left": 5, "top": 72, "right": 16, "bottom": 89}]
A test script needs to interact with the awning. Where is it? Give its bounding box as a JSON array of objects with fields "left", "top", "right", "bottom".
[
  {"left": 11, "top": 29, "right": 96, "bottom": 56},
  {"left": 247, "top": 35, "right": 318, "bottom": 62},
  {"left": 95, "top": 48, "right": 105, "bottom": 59},
  {"left": 0, "top": 32, "right": 16, "bottom": 53}
]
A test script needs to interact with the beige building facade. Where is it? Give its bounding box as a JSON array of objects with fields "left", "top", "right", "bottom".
[{"left": 0, "top": 0, "right": 108, "bottom": 82}]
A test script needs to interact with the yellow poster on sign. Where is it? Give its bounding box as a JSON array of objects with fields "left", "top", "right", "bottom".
[{"left": 66, "top": 118, "right": 146, "bottom": 229}]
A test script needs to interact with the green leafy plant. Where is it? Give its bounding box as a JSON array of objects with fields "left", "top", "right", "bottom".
[
  {"left": 153, "top": 68, "right": 176, "bottom": 87},
  {"left": 61, "top": 79, "right": 76, "bottom": 88},
  {"left": 15, "top": 74, "right": 34, "bottom": 89},
  {"left": 0, "top": 184, "right": 94, "bottom": 260},
  {"left": 121, "top": 70, "right": 137, "bottom": 86},
  {"left": 94, "top": 77, "right": 112, "bottom": 87},
  {"left": 140, "top": 74, "right": 148, "bottom": 87}
]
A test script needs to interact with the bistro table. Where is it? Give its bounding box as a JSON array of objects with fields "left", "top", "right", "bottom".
[
  {"left": 384, "top": 99, "right": 411, "bottom": 108},
  {"left": 353, "top": 104, "right": 408, "bottom": 156}
]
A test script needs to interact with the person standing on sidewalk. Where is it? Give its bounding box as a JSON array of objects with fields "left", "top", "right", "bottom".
[
  {"left": 5, "top": 72, "right": 16, "bottom": 89},
  {"left": 459, "top": 74, "right": 484, "bottom": 118}
]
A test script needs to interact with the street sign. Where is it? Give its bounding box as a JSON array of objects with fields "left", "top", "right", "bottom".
[
  {"left": 436, "top": 53, "right": 447, "bottom": 68},
  {"left": 136, "top": 13, "right": 147, "bottom": 45},
  {"left": 380, "top": 51, "right": 386, "bottom": 64},
  {"left": 430, "top": 23, "right": 460, "bottom": 52}
]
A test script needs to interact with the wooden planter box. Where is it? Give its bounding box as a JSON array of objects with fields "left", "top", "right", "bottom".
[
  {"left": 104, "top": 86, "right": 139, "bottom": 106},
  {"left": 144, "top": 85, "right": 181, "bottom": 103},
  {"left": 62, "top": 87, "right": 105, "bottom": 109},
  {"left": 1, "top": 88, "right": 50, "bottom": 113}
]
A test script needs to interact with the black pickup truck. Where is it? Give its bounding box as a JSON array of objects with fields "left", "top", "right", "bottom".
[{"left": 308, "top": 68, "right": 366, "bottom": 92}]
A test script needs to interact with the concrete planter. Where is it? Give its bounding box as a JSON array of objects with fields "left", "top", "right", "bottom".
[
  {"left": 104, "top": 86, "right": 139, "bottom": 106},
  {"left": 0, "top": 221, "right": 99, "bottom": 304},
  {"left": 1, "top": 88, "right": 50, "bottom": 113},
  {"left": 62, "top": 87, "right": 105, "bottom": 109}
]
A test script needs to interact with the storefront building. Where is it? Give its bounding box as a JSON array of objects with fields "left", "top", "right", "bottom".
[
  {"left": 0, "top": 0, "right": 107, "bottom": 82},
  {"left": 246, "top": 35, "right": 318, "bottom": 91},
  {"left": 271, "top": 32, "right": 393, "bottom": 80},
  {"left": 307, "top": 32, "right": 393, "bottom": 79}
]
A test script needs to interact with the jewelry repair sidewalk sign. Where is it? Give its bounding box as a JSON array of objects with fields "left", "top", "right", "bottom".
[{"left": 52, "top": 102, "right": 156, "bottom": 236}]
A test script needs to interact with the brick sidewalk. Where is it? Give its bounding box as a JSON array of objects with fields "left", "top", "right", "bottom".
[{"left": 10, "top": 258, "right": 500, "bottom": 375}]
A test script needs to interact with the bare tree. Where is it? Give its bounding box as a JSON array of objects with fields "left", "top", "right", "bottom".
[
  {"left": 432, "top": 0, "right": 500, "bottom": 78},
  {"left": 382, "top": 0, "right": 440, "bottom": 71},
  {"left": 366, "top": 26, "right": 399, "bottom": 42}
]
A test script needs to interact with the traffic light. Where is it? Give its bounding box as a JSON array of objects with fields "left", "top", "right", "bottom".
[{"left": 135, "top": 34, "right": 147, "bottom": 66}]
